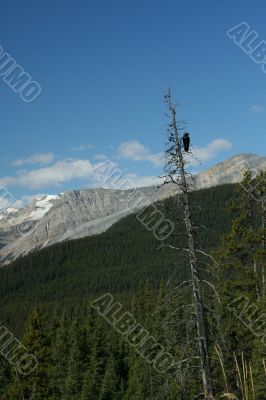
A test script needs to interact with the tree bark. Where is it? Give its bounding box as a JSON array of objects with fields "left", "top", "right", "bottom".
[
  {"left": 262, "top": 200, "right": 265, "bottom": 297},
  {"left": 168, "top": 97, "right": 215, "bottom": 400}
]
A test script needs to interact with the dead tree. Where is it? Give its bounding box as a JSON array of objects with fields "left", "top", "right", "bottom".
[
  {"left": 262, "top": 200, "right": 266, "bottom": 297},
  {"left": 160, "top": 89, "right": 215, "bottom": 400}
]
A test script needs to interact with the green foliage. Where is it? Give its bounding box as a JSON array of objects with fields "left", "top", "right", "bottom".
[
  {"left": 0, "top": 184, "right": 237, "bottom": 335},
  {"left": 0, "top": 180, "right": 266, "bottom": 399}
]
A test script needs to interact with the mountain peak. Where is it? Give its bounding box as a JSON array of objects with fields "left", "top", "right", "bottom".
[{"left": 0, "top": 153, "right": 265, "bottom": 265}]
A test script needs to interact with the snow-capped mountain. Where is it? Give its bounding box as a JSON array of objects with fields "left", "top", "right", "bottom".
[
  {"left": 0, "top": 195, "right": 58, "bottom": 224},
  {"left": 0, "top": 194, "right": 59, "bottom": 254},
  {"left": 0, "top": 153, "right": 265, "bottom": 265}
]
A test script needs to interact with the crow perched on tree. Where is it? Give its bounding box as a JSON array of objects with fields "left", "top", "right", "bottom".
[{"left": 182, "top": 132, "right": 190, "bottom": 152}]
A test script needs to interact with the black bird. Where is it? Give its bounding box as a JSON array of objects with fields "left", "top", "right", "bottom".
[{"left": 182, "top": 132, "right": 190, "bottom": 152}]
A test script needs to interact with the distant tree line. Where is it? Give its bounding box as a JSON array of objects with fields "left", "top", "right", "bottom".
[{"left": 0, "top": 175, "right": 265, "bottom": 399}]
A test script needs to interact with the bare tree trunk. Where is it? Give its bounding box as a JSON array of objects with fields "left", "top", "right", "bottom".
[
  {"left": 262, "top": 200, "right": 265, "bottom": 297},
  {"left": 166, "top": 93, "right": 215, "bottom": 400}
]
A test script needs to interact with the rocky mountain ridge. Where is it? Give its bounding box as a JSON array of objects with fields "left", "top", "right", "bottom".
[{"left": 0, "top": 153, "right": 265, "bottom": 265}]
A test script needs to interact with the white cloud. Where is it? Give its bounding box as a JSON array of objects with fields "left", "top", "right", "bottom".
[
  {"left": 0, "top": 139, "right": 232, "bottom": 192},
  {"left": 122, "top": 173, "right": 162, "bottom": 188},
  {"left": 118, "top": 140, "right": 163, "bottom": 166},
  {"left": 69, "top": 144, "right": 94, "bottom": 152},
  {"left": 13, "top": 194, "right": 43, "bottom": 208},
  {"left": 12, "top": 152, "right": 55, "bottom": 166},
  {"left": 118, "top": 139, "right": 232, "bottom": 185},
  {"left": 0, "top": 158, "right": 93, "bottom": 189},
  {"left": 118, "top": 138, "right": 231, "bottom": 168},
  {"left": 88, "top": 160, "right": 160, "bottom": 189},
  {"left": 193, "top": 139, "right": 232, "bottom": 163},
  {"left": 249, "top": 104, "right": 264, "bottom": 115},
  {"left": 94, "top": 154, "right": 107, "bottom": 161},
  {"left": 0, "top": 196, "right": 15, "bottom": 213},
  {"left": 0, "top": 176, "right": 17, "bottom": 187}
]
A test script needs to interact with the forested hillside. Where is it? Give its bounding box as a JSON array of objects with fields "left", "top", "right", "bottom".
[
  {"left": 0, "top": 184, "right": 237, "bottom": 333},
  {"left": 0, "top": 180, "right": 265, "bottom": 399}
]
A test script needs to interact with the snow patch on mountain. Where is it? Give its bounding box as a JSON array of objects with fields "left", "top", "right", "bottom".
[
  {"left": 6, "top": 207, "right": 18, "bottom": 213},
  {"left": 0, "top": 194, "right": 59, "bottom": 230},
  {"left": 28, "top": 195, "right": 58, "bottom": 220},
  {"left": 0, "top": 153, "right": 265, "bottom": 265}
]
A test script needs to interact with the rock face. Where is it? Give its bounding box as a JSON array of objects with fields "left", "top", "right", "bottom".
[
  {"left": 0, "top": 153, "right": 265, "bottom": 265},
  {"left": 0, "top": 187, "right": 172, "bottom": 264},
  {"left": 195, "top": 153, "right": 266, "bottom": 189}
]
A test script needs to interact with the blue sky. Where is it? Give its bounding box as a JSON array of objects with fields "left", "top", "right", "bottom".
[{"left": 0, "top": 0, "right": 266, "bottom": 204}]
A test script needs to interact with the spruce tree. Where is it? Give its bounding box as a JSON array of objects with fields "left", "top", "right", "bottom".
[
  {"left": 81, "top": 318, "right": 106, "bottom": 400},
  {"left": 13, "top": 309, "right": 53, "bottom": 400},
  {"left": 62, "top": 317, "right": 88, "bottom": 400}
]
